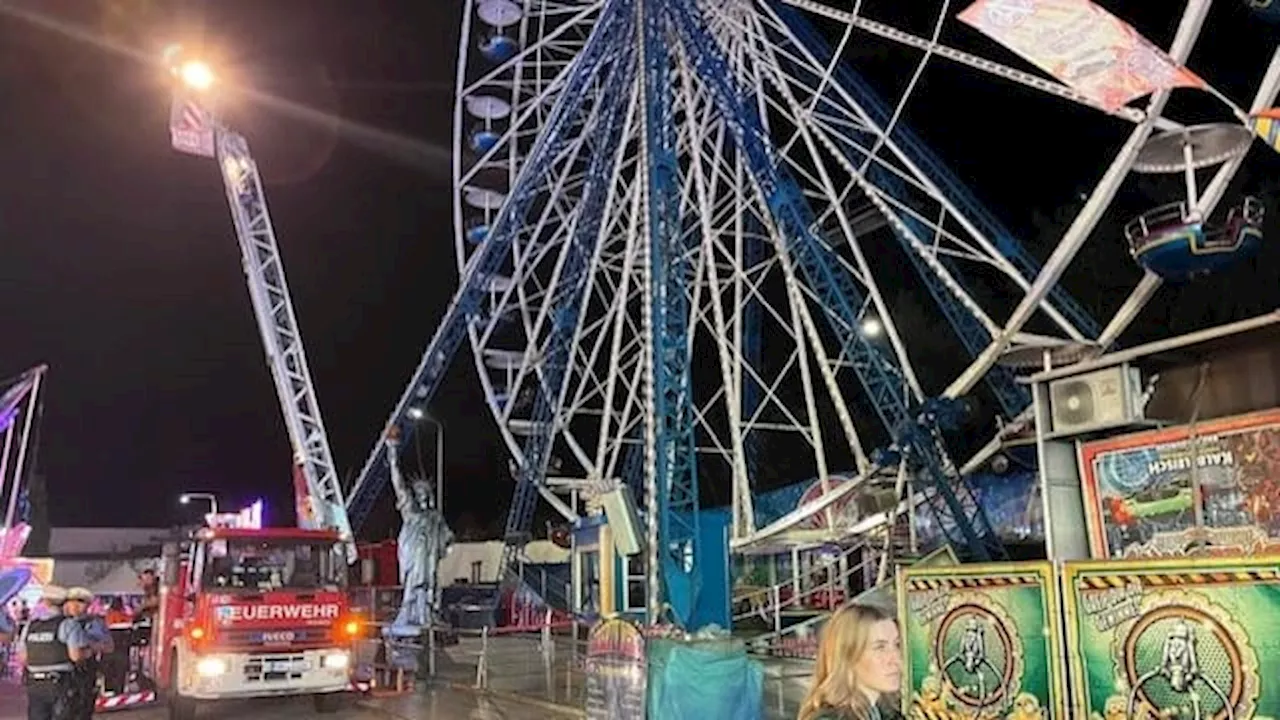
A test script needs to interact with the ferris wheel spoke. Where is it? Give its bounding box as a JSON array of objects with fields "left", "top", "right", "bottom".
[
  {"left": 745, "top": 34, "right": 1001, "bottom": 328},
  {"left": 719, "top": 43, "right": 931, "bottom": 403},
  {"left": 755, "top": 4, "right": 1091, "bottom": 338},
  {"left": 684, "top": 114, "right": 755, "bottom": 532},
  {"left": 779, "top": 0, "right": 1152, "bottom": 124}
]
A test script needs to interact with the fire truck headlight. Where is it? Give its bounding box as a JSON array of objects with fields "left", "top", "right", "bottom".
[
  {"left": 196, "top": 657, "right": 229, "bottom": 677},
  {"left": 322, "top": 652, "right": 350, "bottom": 670}
]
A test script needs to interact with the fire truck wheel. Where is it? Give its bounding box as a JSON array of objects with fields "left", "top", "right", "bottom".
[
  {"left": 167, "top": 654, "right": 198, "bottom": 720},
  {"left": 313, "top": 693, "right": 340, "bottom": 713}
]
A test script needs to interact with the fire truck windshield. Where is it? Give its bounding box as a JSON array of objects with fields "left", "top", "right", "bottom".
[{"left": 202, "top": 538, "right": 340, "bottom": 592}]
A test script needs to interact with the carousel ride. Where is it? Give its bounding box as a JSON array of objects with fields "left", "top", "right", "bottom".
[{"left": 0, "top": 366, "right": 48, "bottom": 608}]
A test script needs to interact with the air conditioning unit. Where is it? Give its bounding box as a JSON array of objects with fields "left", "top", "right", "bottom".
[{"left": 1049, "top": 364, "right": 1145, "bottom": 436}]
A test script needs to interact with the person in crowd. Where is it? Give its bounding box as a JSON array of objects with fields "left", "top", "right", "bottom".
[
  {"left": 136, "top": 570, "right": 159, "bottom": 620},
  {"left": 102, "top": 597, "right": 132, "bottom": 694},
  {"left": 104, "top": 598, "right": 129, "bottom": 630},
  {"left": 797, "top": 604, "right": 903, "bottom": 720},
  {"left": 18, "top": 585, "right": 89, "bottom": 720},
  {"left": 64, "top": 588, "right": 111, "bottom": 720}
]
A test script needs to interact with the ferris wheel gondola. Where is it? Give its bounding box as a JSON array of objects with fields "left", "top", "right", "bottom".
[{"left": 1126, "top": 124, "right": 1264, "bottom": 281}]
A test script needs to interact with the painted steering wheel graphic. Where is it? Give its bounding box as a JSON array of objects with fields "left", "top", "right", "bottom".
[
  {"left": 934, "top": 601, "right": 1022, "bottom": 718},
  {"left": 1119, "top": 599, "right": 1258, "bottom": 720}
]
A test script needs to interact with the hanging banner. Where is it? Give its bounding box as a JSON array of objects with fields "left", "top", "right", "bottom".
[
  {"left": 899, "top": 561, "right": 1067, "bottom": 719},
  {"left": 1081, "top": 409, "right": 1280, "bottom": 559},
  {"left": 584, "top": 617, "right": 646, "bottom": 720},
  {"left": 1064, "top": 555, "right": 1280, "bottom": 720},
  {"left": 958, "top": 0, "right": 1205, "bottom": 111}
]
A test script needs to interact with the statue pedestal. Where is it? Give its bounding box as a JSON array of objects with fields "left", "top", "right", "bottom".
[{"left": 382, "top": 625, "right": 423, "bottom": 673}]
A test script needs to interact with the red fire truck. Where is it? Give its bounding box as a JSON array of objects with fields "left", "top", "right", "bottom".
[{"left": 147, "top": 524, "right": 363, "bottom": 718}]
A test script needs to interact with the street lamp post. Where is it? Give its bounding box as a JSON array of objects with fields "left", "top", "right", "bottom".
[
  {"left": 180, "top": 492, "right": 219, "bottom": 516},
  {"left": 406, "top": 407, "right": 444, "bottom": 513},
  {"left": 424, "top": 417, "right": 444, "bottom": 514}
]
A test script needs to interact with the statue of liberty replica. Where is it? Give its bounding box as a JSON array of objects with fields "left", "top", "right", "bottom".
[{"left": 384, "top": 427, "right": 454, "bottom": 641}]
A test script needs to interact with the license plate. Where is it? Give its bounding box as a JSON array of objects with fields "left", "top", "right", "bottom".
[{"left": 266, "top": 661, "right": 308, "bottom": 673}]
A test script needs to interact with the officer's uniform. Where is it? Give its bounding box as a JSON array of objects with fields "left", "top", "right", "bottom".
[
  {"left": 20, "top": 586, "right": 89, "bottom": 720},
  {"left": 66, "top": 588, "right": 109, "bottom": 720}
]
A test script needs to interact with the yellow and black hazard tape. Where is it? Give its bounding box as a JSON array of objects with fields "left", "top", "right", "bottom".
[
  {"left": 1075, "top": 569, "right": 1280, "bottom": 590},
  {"left": 906, "top": 574, "right": 1042, "bottom": 591}
]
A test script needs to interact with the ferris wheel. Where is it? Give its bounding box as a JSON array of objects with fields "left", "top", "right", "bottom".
[{"left": 346, "top": 0, "right": 1280, "bottom": 625}]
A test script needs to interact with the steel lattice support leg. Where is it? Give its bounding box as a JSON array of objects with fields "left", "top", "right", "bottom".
[{"left": 639, "top": 0, "right": 701, "bottom": 626}]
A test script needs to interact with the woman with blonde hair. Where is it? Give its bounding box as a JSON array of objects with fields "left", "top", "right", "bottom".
[{"left": 797, "top": 603, "right": 903, "bottom": 720}]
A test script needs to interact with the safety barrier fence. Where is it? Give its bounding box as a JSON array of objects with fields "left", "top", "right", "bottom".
[
  {"left": 367, "top": 611, "right": 590, "bottom": 709},
  {"left": 365, "top": 609, "right": 815, "bottom": 719},
  {"left": 350, "top": 585, "right": 816, "bottom": 717}
]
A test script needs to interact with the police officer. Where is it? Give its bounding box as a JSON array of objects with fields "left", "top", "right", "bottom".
[
  {"left": 65, "top": 588, "right": 112, "bottom": 720},
  {"left": 18, "top": 585, "right": 89, "bottom": 720}
]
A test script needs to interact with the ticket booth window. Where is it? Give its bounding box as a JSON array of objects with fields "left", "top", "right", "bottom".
[
  {"left": 577, "top": 550, "right": 601, "bottom": 616},
  {"left": 625, "top": 554, "right": 646, "bottom": 612}
]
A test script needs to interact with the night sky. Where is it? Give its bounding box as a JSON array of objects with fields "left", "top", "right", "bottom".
[{"left": 1, "top": 1, "right": 1277, "bottom": 536}]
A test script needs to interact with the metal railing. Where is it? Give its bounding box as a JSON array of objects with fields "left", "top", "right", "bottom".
[
  {"left": 369, "top": 609, "right": 588, "bottom": 709},
  {"left": 356, "top": 595, "right": 818, "bottom": 719}
]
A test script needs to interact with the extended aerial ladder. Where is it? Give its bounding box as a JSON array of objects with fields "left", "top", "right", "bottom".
[{"left": 165, "top": 49, "right": 355, "bottom": 561}]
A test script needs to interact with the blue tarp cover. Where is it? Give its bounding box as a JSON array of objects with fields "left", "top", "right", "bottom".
[{"left": 646, "top": 638, "right": 763, "bottom": 720}]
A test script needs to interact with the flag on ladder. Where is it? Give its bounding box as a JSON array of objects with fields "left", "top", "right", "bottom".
[{"left": 170, "top": 97, "right": 215, "bottom": 157}]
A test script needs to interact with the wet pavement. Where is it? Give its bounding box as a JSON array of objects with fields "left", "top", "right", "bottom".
[{"left": 0, "top": 679, "right": 581, "bottom": 720}]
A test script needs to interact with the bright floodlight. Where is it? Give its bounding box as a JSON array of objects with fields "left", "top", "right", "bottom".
[
  {"left": 178, "top": 60, "right": 216, "bottom": 91},
  {"left": 406, "top": 406, "right": 425, "bottom": 421},
  {"left": 179, "top": 494, "right": 192, "bottom": 504},
  {"left": 861, "top": 317, "right": 883, "bottom": 338}
]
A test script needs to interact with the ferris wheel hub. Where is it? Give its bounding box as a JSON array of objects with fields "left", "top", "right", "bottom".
[{"left": 1131, "top": 123, "right": 1254, "bottom": 174}]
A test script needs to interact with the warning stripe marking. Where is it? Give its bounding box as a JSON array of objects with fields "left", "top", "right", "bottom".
[
  {"left": 1076, "top": 569, "right": 1280, "bottom": 589},
  {"left": 906, "top": 574, "right": 1042, "bottom": 591},
  {"left": 95, "top": 691, "right": 157, "bottom": 712}
]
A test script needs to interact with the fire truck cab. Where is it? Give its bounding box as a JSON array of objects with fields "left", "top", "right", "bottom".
[{"left": 154, "top": 524, "right": 360, "bottom": 719}]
